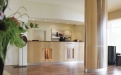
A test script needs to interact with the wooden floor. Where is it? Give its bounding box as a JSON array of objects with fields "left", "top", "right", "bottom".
[{"left": 4, "top": 62, "right": 121, "bottom": 75}]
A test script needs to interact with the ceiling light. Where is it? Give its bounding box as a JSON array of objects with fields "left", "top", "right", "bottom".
[
  {"left": 45, "top": 20, "right": 46, "bottom": 21},
  {"left": 32, "top": 19, "right": 34, "bottom": 20}
]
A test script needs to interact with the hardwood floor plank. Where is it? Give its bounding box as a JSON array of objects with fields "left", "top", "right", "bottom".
[{"left": 4, "top": 62, "right": 121, "bottom": 75}]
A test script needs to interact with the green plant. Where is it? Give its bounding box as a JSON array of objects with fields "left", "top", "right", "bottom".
[{"left": 0, "top": 0, "right": 38, "bottom": 63}]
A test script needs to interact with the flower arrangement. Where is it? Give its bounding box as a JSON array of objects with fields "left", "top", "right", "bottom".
[{"left": 0, "top": 0, "right": 38, "bottom": 63}]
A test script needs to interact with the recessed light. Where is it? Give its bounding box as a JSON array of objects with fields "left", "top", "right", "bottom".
[
  {"left": 45, "top": 20, "right": 46, "bottom": 21},
  {"left": 32, "top": 19, "right": 34, "bottom": 20}
]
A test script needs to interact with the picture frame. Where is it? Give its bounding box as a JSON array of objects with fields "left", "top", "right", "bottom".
[{"left": 51, "top": 29, "right": 72, "bottom": 41}]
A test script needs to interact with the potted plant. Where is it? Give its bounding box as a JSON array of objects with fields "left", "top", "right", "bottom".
[{"left": 0, "top": 0, "right": 38, "bottom": 75}]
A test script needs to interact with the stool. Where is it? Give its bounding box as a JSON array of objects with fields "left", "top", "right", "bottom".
[
  {"left": 116, "top": 55, "right": 121, "bottom": 66},
  {"left": 116, "top": 53, "right": 120, "bottom": 56}
]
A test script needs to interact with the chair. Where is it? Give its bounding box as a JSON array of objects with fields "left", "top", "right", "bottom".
[{"left": 116, "top": 53, "right": 121, "bottom": 66}]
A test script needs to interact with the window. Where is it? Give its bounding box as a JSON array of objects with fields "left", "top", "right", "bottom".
[{"left": 108, "top": 19, "right": 121, "bottom": 53}]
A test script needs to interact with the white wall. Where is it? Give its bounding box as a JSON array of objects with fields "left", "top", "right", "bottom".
[
  {"left": 5, "top": 44, "right": 19, "bottom": 65},
  {"left": 5, "top": 0, "right": 21, "bottom": 17},
  {"left": 28, "top": 21, "right": 84, "bottom": 41},
  {"left": 74, "top": 25, "right": 85, "bottom": 41}
]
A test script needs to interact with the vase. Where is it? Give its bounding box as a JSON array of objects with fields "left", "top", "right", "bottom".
[{"left": 0, "top": 42, "right": 8, "bottom": 75}]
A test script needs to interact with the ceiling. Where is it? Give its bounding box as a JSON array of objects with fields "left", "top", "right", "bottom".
[
  {"left": 26, "top": 0, "right": 121, "bottom": 12},
  {"left": 29, "top": 18, "right": 84, "bottom": 25},
  {"left": 26, "top": 0, "right": 121, "bottom": 25},
  {"left": 26, "top": 0, "right": 84, "bottom": 9}
]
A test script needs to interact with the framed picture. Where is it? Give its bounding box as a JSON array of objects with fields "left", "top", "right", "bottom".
[{"left": 51, "top": 29, "right": 71, "bottom": 41}]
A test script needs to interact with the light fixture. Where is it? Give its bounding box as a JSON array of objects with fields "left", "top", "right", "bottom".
[
  {"left": 32, "top": 19, "right": 34, "bottom": 20},
  {"left": 45, "top": 20, "right": 46, "bottom": 21}
]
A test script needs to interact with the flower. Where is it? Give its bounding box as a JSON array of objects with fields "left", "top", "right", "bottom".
[
  {"left": 11, "top": 17, "right": 19, "bottom": 25},
  {"left": 0, "top": 11, "right": 4, "bottom": 20}
]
